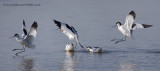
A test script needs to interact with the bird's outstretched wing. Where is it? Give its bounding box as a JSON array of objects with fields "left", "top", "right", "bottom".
[
  {"left": 132, "top": 23, "right": 153, "bottom": 30},
  {"left": 61, "top": 24, "right": 75, "bottom": 40},
  {"left": 54, "top": 20, "right": 75, "bottom": 40},
  {"left": 124, "top": 10, "right": 136, "bottom": 32},
  {"left": 24, "top": 21, "right": 38, "bottom": 45},
  {"left": 22, "top": 20, "right": 27, "bottom": 38},
  {"left": 53, "top": 20, "right": 83, "bottom": 48}
]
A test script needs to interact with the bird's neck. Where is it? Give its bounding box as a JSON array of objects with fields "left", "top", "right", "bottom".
[
  {"left": 117, "top": 25, "right": 122, "bottom": 30},
  {"left": 117, "top": 24, "right": 121, "bottom": 28},
  {"left": 15, "top": 36, "right": 22, "bottom": 41}
]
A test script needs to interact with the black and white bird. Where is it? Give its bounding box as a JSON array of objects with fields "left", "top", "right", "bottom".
[
  {"left": 86, "top": 46, "right": 102, "bottom": 53},
  {"left": 53, "top": 20, "right": 83, "bottom": 49},
  {"left": 65, "top": 44, "right": 74, "bottom": 52},
  {"left": 112, "top": 10, "right": 152, "bottom": 44},
  {"left": 12, "top": 20, "right": 38, "bottom": 55}
]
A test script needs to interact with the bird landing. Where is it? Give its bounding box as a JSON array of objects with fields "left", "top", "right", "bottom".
[{"left": 12, "top": 20, "right": 38, "bottom": 55}]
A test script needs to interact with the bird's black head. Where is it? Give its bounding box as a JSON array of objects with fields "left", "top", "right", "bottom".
[
  {"left": 112, "top": 22, "right": 122, "bottom": 27},
  {"left": 14, "top": 33, "right": 19, "bottom": 37},
  {"left": 116, "top": 22, "right": 122, "bottom": 26},
  {"left": 87, "top": 46, "right": 92, "bottom": 49},
  {"left": 11, "top": 33, "right": 19, "bottom": 38}
]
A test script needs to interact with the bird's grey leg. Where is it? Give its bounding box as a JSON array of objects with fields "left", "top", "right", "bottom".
[
  {"left": 111, "top": 39, "right": 117, "bottom": 41},
  {"left": 79, "top": 43, "right": 84, "bottom": 49},
  {"left": 75, "top": 42, "right": 77, "bottom": 51},
  {"left": 111, "top": 36, "right": 126, "bottom": 41},
  {"left": 22, "top": 46, "right": 25, "bottom": 52},
  {"left": 122, "top": 36, "right": 126, "bottom": 41},
  {"left": 15, "top": 46, "right": 25, "bottom": 56},
  {"left": 115, "top": 36, "right": 126, "bottom": 44},
  {"left": 12, "top": 48, "right": 23, "bottom": 51}
]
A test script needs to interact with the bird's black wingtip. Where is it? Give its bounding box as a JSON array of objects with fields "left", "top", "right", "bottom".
[
  {"left": 23, "top": 20, "right": 25, "bottom": 26},
  {"left": 129, "top": 10, "right": 135, "bottom": 14},
  {"left": 54, "top": 20, "right": 61, "bottom": 24},
  {"left": 129, "top": 10, "right": 136, "bottom": 19},
  {"left": 32, "top": 21, "right": 38, "bottom": 28},
  {"left": 53, "top": 20, "right": 61, "bottom": 28},
  {"left": 142, "top": 24, "right": 153, "bottom": 28}
]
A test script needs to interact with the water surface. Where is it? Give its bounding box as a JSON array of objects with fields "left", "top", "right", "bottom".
[{"left": 0, "top": 0, "right": 160, "bottom": 71}]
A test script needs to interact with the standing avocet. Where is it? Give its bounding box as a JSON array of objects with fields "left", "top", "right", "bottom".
[
  {"left": 112, "top": 10, "right": 152, "bottom": 44},
  {"left": 12, "top": 20, "right": 38, "bottom": 55},
  {"left": 53, "top": 20, "right": 83, "bottom": 50}
]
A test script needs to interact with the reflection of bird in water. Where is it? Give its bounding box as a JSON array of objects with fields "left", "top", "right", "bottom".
[
  {"left": 20, "top": 58, "right": 35, "bottom": 71},
  {"left": 86, "top": 46, "right": 102, "bottom": 53},
  {"left": 60, "top": 52, "right": 76, "bottom": 71},
  {"left": 120, "top": 62, "right": 136, "bottom": 71},
  {"left": 65, "top": 44, "right": 74, "bottom": 52},
  {"left": 13, "top": 56, "right": 37, "bottom": 71},
  {"left": 12, "top": 20, "right": 38, "bottom": 55}
]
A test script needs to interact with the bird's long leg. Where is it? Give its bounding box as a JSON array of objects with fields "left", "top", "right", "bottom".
[
  {"left": 22, "top": 46, "right": 25, "bottom": 52},
  {"left": 75, "top": 36, "right": 84, "bottom": 49},
  {"left": 111, "top": 36, "right": 125, "bottom": 41},
  {"left": 79, "top": 43, "right": 84, "bottom": 49},
  {"left": 15, "top": 46, "right": 25, "bottom": 55},
  {"left": 12, "top": 49, "right": 23, "bottom": 51},
  {"left": 74, "top": 42, "right": 77, "bottom": 51},
  {"left": 115, "top": 36, "right": 126, "bottom": 44}
]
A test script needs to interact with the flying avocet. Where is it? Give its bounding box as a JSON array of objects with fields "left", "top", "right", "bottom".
[
  {"left": 112, "top": 10, "right": 152, "bottom": 44},
  {"left": 53, "top": 20, "right": 83, "bottom": 50},
  {"left": 12, "top": 20, "right": 38, "bottom": 55}
]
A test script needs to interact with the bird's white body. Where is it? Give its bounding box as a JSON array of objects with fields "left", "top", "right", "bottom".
[
  {"left": 87, "top": 46, "right": 102, "bottom": 53},
  {"left": 12, "top": 20, "right": 38, "bottom": 55},
  {"left": 65, "top": 44, "right": 74, "bottom": 52},
  {"left": 15, "top": 35, "right": 35, "bottom": 49},
  {"left": 118, "top": 24, "right": 132, "bottom": 38}
]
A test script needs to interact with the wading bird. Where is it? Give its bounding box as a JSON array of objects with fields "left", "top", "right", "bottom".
[{"left": 112, "top": 10, "right": 152, "bottom": 44}]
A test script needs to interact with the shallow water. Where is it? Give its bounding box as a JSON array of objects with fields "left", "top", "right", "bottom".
[{"left": 0, "top": 0, "right": 160, "bottom": 71}]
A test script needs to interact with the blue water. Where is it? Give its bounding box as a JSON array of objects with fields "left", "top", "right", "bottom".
[{"left": 0, "top": 0, "right": 160, "bottom": 71}]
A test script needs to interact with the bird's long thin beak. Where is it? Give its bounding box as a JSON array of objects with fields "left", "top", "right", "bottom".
[
  {"left": 56, "top": 28, "right": 59, "bottom": 30},
  {"left": 10, "top": 35, "right": 15, "bottom": 38},
  {"left": 112, "top": 25, "right": 116, "bottom": 27}
]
